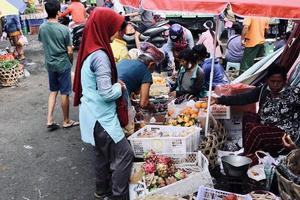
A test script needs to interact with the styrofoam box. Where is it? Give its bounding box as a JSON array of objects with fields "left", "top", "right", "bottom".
[
  {"left": 128, "top": 125, "right": 201, "bottom": 158},
  {"left": 211, "top": 106, "right": 231, "bottom": 119}
]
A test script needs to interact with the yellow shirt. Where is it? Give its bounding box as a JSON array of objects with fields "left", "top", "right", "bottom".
[
  {"left": 111, "top": 38, "right": 129, "bottom": 63},
  {"left": 243, "top": 17, "right": 269, "bottom": 48}
]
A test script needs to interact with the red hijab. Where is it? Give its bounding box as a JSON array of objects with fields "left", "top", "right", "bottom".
[{"left": 73, "top": 7, "right": 125, "bottom": 106}]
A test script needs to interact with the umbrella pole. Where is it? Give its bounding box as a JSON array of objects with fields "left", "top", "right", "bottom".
[{"left": 204, "top": 16, "right": 220, "bottom": 136}]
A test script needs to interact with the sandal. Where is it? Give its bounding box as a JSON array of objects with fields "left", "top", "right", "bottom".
[
  {"left": 47, "top": 122, "right": 60, "bottom": 131},
  {"left": 63, "top": 120, "right": 79, "bottom": 129}
]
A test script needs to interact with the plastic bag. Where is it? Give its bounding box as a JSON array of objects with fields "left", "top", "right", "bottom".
[
  {"left": 167, "top": 99, "right": 196, "bottom": 118},
  {"left": 123, "top": 90, "right": 136, "bottom": 137}
]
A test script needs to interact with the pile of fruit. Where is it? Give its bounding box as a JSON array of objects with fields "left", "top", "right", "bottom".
[
  {"left": 153, "top": 76, "right": 166, "bottom": 85},
  {"left": 168, "top": 107, "right": 198, "bottom": 127},
  {"left": 0, "top": 54, "right": 14, "bottom": 61},
  {"left": 143, "top": 151, "right": 188, "bottom": 191}
]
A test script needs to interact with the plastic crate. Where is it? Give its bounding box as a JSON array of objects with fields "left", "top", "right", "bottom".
[
  {"left": 128, "top": 125, "right": 201, "bottom": 158},
  {"left": 196, "top": 186, "right": 252, "bottom": 200},
  {"left": 27, "top": 18, "right": 45, "bottom": 27},
  {"left": 130, "top": 152, "right": 213, "bottom": 200}
]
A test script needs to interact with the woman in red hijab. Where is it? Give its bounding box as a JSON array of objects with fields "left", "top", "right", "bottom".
[{"left": 73, "top": 8, "right": 133, "bottom": 200}]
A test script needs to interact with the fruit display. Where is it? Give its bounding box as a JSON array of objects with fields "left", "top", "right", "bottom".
[
  {"left": 138, "top": 126, "right": 196, "bottom": 138},
  {"left": 168, "top": 107, "right": 198, "bottom": 127},
  {"left": 0, "top": 54, "right": 14, "bottom": 61},
  {"left": 142, "top": 151, "right": 188, "bottom": 191},
  {"left": 153, "top": 76, "right": 166, "bottom": 85}
]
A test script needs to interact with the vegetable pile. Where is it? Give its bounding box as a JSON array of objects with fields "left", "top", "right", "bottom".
[
  {"left": 0, "top": 60, "right": 19, "bottom": 70},
  {"left": 143, "top": 150, "right": 188, "bottom": 191}
]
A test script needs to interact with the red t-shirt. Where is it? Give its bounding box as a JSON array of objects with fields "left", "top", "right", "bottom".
[{"left": 60, "top": 2, "right": 86, "bottom": 24}]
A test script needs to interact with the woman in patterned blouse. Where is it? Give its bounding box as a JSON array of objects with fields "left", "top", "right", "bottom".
[{"left": 213, "top": 63, "right": 300, "bottom": 157}]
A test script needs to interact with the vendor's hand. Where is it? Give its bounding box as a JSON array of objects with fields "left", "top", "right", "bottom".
[
  {"left": 241, "top": 39, "right": 246, "bottom": 47},
  {"left": 204, "top": 96, "right": 218, "bottom": 105},
  {"left": 169, "top": 91, "right": 176, "bottom": 98},
  {"left": 1, "top": 32, "right": 7, "bottom": 41},
  {"left": 282, "top": 134, "right": 297, "bottom": 150}
]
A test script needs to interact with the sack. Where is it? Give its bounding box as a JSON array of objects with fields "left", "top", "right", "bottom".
[{"left": 116, "top": 90, "right": 129, "bottom": 127}]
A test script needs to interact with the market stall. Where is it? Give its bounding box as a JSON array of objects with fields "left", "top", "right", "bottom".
[{"left": 119, "top": 1, "right": 300, "bottom": 200}]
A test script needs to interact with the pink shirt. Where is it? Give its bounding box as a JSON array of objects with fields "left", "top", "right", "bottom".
[{"left": 197, "top": 30, "right": 222, "bottom": 58}]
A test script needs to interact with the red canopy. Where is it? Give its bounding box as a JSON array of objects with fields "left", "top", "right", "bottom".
[{"left": 120, "top": 0, "right": 300, "bottom": 19}]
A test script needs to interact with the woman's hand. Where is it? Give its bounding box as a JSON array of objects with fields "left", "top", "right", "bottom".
[
  {"left": 118, "top": 79, "right": 126, "bottom": 89},
  {"left": 282, "top": 134, "right": 297, "bottom": 150}
]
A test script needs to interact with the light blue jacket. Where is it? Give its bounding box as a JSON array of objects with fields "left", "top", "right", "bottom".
[{"left": 79, "top": 52, "right": 124, "bottom": 145}]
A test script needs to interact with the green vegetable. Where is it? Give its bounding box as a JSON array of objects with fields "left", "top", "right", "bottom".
[{"left": 0, "top": 60, "right": 19, "bottom": 70}]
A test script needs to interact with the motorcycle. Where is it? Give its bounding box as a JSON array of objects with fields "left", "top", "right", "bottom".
[
  {"left": 58, "top": 17, "right": 85, "bottom": 50},
  {"left": 71, "top": 24, "right": 84, "bottom": 50},
  {"left": 123, "top": 20, "right": 170, "bottom": 49}
]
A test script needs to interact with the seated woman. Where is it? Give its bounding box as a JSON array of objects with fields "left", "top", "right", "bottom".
[
  {"left": 193, "top": 44, "right": 229, "bottom": 89},
  {"left": 213, "top": 63, "right": 300, "bottom": 157},
  {"left": 170, "top": 49, "right": 206, "bottom": 98}
]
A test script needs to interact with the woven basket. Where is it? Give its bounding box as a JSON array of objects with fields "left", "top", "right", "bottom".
[
  {"left": 199, "top": 115, "right": 228, "bottom": 169},
  {"left": 276, "top": 149, "right": 300, "bottom": 200},
  {"left": 0, "top": 64, "right": 19, "bottom": 87}
]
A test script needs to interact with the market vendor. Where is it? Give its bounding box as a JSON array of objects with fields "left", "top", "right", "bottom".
[
  {"left": 1, "top": 15, "right": 25, "bottom": 60},
  {"left": 117, "top": 42, "right": 165, "bottom": 109},
  {"left": 212, "top": 63, "right": 300, "bottom": 157},
  {"left": 161, "top": 23, "right": 194, "bottom": 71},
  {"left": 169, "top": 48, "right": 206, "bottom": 98},
  {"left": 193, "top": 44, "right": 229, "bottom": 89}
]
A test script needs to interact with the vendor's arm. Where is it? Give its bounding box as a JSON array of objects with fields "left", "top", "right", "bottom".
[
  {"left": 91, "top": 50, "right": 122, "bottom": 102},
  {"left": 217, "top": 86, "right": 262, "bottom": 106},
  {"left": 241, "top": 18, "right": 250, "bottom": 44},
  {"left": 59, "top": 6, "right": 72, "bottom": 18},
  {"left": 166, "top": 38, "right": 175, "bottom": 64},
  {"left": 139, "top": 83, "right": 151, "bottom": 108},
  {"left": 185, "top": 29, "right": 195, "bottom": 49},
  {"left": 189, "top": 68, "right": 205, "bottom": 96}
]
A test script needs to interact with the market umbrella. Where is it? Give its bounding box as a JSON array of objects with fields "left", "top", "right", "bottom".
[
  {"left": 119, "top": 0, "right": 300, "bottom": 135},
  {"left": 7, "top": 0, "right": 26, "bottom": 14},
  {"left": 0, "top": 0, "right": 19, "bottom": 17}
]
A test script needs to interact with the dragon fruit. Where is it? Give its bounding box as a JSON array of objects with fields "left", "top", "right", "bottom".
[
  {"left": 143, "top": 162, "right": 156, "bottom": 174},
  {"left": 167, "top": 163, "right": 177, "bottom": 176},
  {"left": 144, "top": 150, "right": 158, "bottom": 163},
  {"left": 174, "top": 169, "right": 188, "bottom": 180},
  {"left": 156, "top": 163, "right": 168, "bottom": 177},
  {"left": 157, "top": 177, "right": 166, "bottom": 188},
  {"left": 157, "top": 155, "right": 171, "bottom": 166},
  {"left": 165, "top": 176, "right": 177, "bottom": 185}
]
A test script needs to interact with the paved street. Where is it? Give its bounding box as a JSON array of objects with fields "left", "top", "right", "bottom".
[{"left": 0, "top": 35, "right": 96, "bottom": 200}]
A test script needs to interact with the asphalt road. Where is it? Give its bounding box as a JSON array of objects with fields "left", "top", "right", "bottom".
[{"left": 0, "top": 35, "right": 96, "bottom": 200}]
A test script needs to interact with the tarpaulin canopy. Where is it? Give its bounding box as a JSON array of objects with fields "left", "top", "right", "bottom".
[
  {"left": 120, "top": 0, "right": 300, "bottom": 19},
  {"left": 0, "top": 0, "right": 19, "bottom": 17}
]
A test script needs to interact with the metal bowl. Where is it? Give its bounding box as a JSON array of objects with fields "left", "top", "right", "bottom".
[{"left": 221, "top": 155, "right": 252, "bottom": 177}]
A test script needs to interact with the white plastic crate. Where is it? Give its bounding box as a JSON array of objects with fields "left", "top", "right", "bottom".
[
  {"left": 196, "top": 186, "right": 252, "bottom": 200},
  {"left": 130, "top": 152, "right": 213, "bottom": 200},
  {"left": 128, "top": 125, "right": 201, "bottom": 158}
]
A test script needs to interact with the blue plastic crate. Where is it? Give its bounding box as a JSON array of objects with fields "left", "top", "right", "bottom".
[{"left": 27, "top": 19, "right": 45, "bottom": 27}]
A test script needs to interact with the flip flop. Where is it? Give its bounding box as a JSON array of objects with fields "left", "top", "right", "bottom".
[
  {"left": 63, "top": 120, "right": 79, "bottom": 129},
  {"left": 47, "top": 122, "right": 60, "bottom": 131}
]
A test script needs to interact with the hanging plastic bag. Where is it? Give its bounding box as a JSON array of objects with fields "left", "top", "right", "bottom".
[
  {"left": 18, "top": 35, "right": 28, "bottom": 46},
  {"left": 123, "top": 89, "right": 136, "bottom": 137}
]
